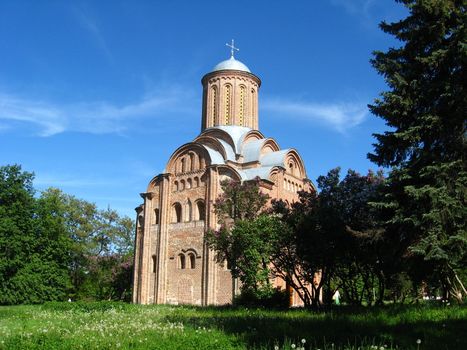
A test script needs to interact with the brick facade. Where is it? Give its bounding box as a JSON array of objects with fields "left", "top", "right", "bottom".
[{"left": 133, "top": 56, "right": 316, "bottom": 306}]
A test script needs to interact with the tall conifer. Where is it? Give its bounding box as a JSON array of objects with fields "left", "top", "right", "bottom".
[{"left": 369, "top": 0, "right": 466, "bottom": 299}]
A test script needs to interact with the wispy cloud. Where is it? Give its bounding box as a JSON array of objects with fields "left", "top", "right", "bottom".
[
  {"left": 73, "top": 6, "right": 113, "bottom": 63},
  {"left": 329, "top": 0, "right": 376, "bottom": 16},
  {"left": 34, "top": 173, "right": 121, "bottom": 188},
  {"left": 0, "top": 87, "right": 195, "bottom": 136},
  {"left": 262, "top": 98, "right": 368, "bottom": 134}
]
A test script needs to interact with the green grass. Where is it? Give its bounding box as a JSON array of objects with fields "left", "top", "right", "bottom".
[{"left": 0, "top": 302, "right": 465, "bottom": 349}]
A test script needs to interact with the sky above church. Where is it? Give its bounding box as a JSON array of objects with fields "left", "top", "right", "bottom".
[{"left": 0, "top": 1, "right": 408, "bottom": 218}]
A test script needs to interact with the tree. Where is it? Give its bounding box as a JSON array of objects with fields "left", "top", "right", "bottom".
[
  {"left": 0, "top": 167, "right": 72, "bottom": 303},
  {"left": 206, "top": 179, "right": 283, "bottom": 301},
  {"left": 0, "top": 165, "right": 36, "bottom": 304},
  {"left": 0, "top": 165, "right": 135, "bottom": 304},
  {"left": 55, "top": 192, "right": 135, "bottom": 300},
  {"left": 369, "top": 0, "right": 467, "bottom": 301}
]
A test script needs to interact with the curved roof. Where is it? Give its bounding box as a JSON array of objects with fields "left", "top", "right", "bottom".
[
  {"left": 166, "top": 126, "right": 308, "bottom": 182},
  {"left": 212, "top": 57, "right": 251, "bottom": 73}
]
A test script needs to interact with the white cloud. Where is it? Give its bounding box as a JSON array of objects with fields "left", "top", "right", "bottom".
[
  {"left": 0, "top": 87, "right": 195, "bottom": 136},
  {"left": 73, "top": 6, "right": 114, "bottom": 63},
  {"left": 262, "top": 98, "right": 368, "bottom": 134},
  {"left": 34, "top": 174, "right": 120, "bottom": 188},
  {"left": 329, "top": 0, "right": 376, "bottom": 16}
]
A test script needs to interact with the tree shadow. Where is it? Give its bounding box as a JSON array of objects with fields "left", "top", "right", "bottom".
[{"left": 162, "top": 305, "right": 467, "bottom": 349}]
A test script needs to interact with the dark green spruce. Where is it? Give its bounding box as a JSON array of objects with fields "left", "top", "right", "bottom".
[{"left": 369, "top": 0, "right": 467, "bottom": 300}]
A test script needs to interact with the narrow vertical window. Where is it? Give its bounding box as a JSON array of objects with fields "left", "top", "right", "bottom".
[
  {"left": 154, "top": 208, "right": 160, "bottom": 225},
  {"left": 251, "top": 88, "right": 256, "bottom": 124},
  {"left": 196, "top": 201, "right": 205, "bottom": 221},
  {"left": 189, "top": 253, "right": 196, "bottom": 269},
  {"left": 211, "top": 86, "right": 217, "bottom": 125},
  {"left": 152, "top": 255, "right": 157, "bottom": 273},
  {"left": 179, "top": 254, "right": 186, "bottom": 269},
  {"left": 173, "top": 203, "right": 182, "bottom": 223},
  {"left": 189, "top": 153, "right": 195, "bottom": 171},
  {"left": 239, "top": 85, "right": 245, "bottom": 126},
  {"left": 225, "top": 85, "right": 231, "bottom": 125},
  {"left": 186, "top": 201, "right": 192, "bottom": 222}
]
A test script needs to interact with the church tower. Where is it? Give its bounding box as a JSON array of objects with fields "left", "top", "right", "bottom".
[
  {"left": 133, "top": 43, "right": 314, "bottom": 306},
  {"left": 201, "top": 49, "right": 261, "bottom": 130}
]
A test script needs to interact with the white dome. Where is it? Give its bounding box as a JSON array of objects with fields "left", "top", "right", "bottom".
[{"left": 212, "top": 57, "right": 251, "bottom": 73}]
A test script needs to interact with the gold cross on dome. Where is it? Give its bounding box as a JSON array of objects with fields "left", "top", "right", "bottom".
[{"left": 226, "top": 39, "right": 239, "bottom": 58}]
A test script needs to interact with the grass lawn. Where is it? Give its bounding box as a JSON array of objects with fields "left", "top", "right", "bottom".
[{"left": 0, "top": 302, "right": 465, "bottom": 349}]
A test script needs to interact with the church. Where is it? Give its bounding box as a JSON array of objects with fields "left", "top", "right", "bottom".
[{"left": 132, "top": 43, "right": 314, "bottom": 306}]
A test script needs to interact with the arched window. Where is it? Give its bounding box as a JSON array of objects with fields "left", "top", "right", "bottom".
[
  {"left": 180, "top": 179, "right": 185, "bottom": 191},
  {"left": 179, "top": 254, "right": 186, "bottom": 269},
  {"left": 152, "top": 255, "right": 157, "bottom": 273},
  {"left": 239, "top": 85, "right": 246, "bottom": 126},
  {"left": 188, "top": 253, "right": 196, "bottom": 269},
  {"left": 181, "top": 158, "right": 186, "bottom": 173},
  {"left": 251, "top": 88, "right": 256, "bottom": 120},
  {"left": 174, "top": 181, "right": 179, "bottom": 192},
  {"left": 187, "top": 178, "right": 192, "bottom": 189},
  {"left": 195, "top": 200, "right": 205, "bottom": 221},
  {"left": 172, "top": 203, "right": 182, "bottom": 223},
  {"left": 189, "top": 153, "right": 195, "bottom": 171},
  {"left": 154, "top": 208, "right": 160, "bottom": 225},
  {"left": 211, "top": 86, "right": 218, "bottom": 125},
  {"left": 224, "top": 84, "right": 232, "bottom": 125},
  {"left": 194, "top": 177, "right": 199, "bottom": 188},
  {"left": 186, "top": 201, "right": 192, "bottom": 222}
]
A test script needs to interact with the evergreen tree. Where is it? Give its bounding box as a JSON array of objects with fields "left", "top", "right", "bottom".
[{"left": 369, "top": 0, "right": 467, "bottom": 300}]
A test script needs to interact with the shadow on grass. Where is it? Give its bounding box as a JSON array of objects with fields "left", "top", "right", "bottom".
[{"left": 162, "top": 304, "right": 467, "bottom": 350}]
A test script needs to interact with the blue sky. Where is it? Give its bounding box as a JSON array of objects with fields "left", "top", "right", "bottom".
[{"left": 0, "top": 1, "right": 407, "bottom": 218}]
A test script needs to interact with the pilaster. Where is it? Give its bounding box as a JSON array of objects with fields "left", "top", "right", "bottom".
[{"left": 155, "top": 174, "right": 171, "bottom": 303}]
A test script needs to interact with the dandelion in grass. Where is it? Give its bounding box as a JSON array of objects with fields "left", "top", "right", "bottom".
[
  {"left": 301, "top": 338, "right": 306, "bottom": 345},
  {"left": 416, "top": 339, "right": 422, "bottom": 350},
  {"left": 291, "top": 344, "right": 296, "bottom": 349}
]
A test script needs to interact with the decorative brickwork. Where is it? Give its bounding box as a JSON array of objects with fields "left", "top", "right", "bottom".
[{"left": 133, "top": 56, "right": 315, "bottom": 306}]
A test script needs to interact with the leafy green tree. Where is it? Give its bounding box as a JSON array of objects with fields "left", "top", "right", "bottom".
[
  {"left": 0, "top": 165, "right": 36, "bottom": 304},
  {"left": 0, "top": 167, "right": 72, "bottom": 303},
  {"left": 271, "top": 168, "right": 387, "bottom": 307},
  {"left": 369, "top": 0, "right": 467, "bottom": 301},
  {"left": 206, "top": 179, "right": 283, "bottom": 301}
]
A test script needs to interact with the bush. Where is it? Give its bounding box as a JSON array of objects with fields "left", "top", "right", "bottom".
[{"left": 233, "top": 288, "right": 289, "bottom": 308}]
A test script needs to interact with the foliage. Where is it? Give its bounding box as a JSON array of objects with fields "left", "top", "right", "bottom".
[
  {"left": 0, "top": 164, "right": 135, "bottom": 304},
  {"left": 0, "top": 166, "right": 72, "bottom": 304},
  {"left": 369, "top": 0, "right": 467, "bottom": 301},
  {"left": 0, "top": 165, "right": 36, "bottom": 304},
  {"left": 1, "top": 302, "right": 466, "bottom": 349},
  {"left": 206, "top": 179, "right": 279, "bottom": 300},
  {"left": 271, "top": 168, "right": 387, "bottom": 308}
]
